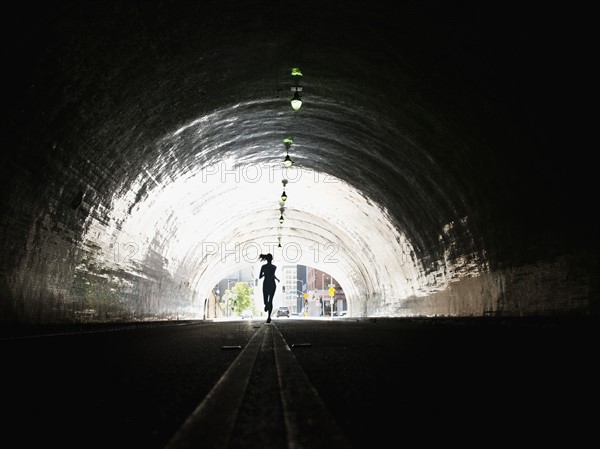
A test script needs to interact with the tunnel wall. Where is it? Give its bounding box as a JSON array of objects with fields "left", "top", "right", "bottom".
[
  {"left": 0, "top": 199, "right": 202, "bottom": 325},
  {"left": 369, "top": 252, "right": 599, "bottom": 317}
]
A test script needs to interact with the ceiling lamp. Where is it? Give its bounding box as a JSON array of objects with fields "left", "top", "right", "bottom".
[
  {"left": 291, "top": 89, "right": 302, "bottom": 111},
  {"left": 281, "top": 179, "right": 288, "bottom": 202},
  {"left": 282, "top": 138, "right": 294, "bottom": 168},
  {"left": 290, "top": 67, "right": 303, "bottom": 111},
  {"left": 279, "top": 205, "right": 285, "bottom": 224}
]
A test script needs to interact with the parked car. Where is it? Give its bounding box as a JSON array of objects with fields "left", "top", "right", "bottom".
[
  {"left": 276, "top": 306, "right": 290, "bottom": 317},
  {"left": 241, "top": 309, "right": 253, "bottom": 319}
]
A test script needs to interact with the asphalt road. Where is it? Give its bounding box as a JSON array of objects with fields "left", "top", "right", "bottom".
[{"left": 2, "top": 316, "right": 598, "bottom": 448}]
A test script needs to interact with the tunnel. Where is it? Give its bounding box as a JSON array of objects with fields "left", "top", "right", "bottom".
[
  {"left": 2, "top": 1, "right": 597, "bottom": 323},
  {"left": 2, "top": 2, "right": 599, "bottom": 448}
]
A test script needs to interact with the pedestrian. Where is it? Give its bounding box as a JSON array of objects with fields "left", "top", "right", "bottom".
[{"left": 259, "top": 253, "right": 280, "bottom": 323}]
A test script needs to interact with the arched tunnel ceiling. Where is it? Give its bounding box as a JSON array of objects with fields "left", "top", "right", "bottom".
[{"left": 2, "top": 1, "right": 597, "bottom": 321}]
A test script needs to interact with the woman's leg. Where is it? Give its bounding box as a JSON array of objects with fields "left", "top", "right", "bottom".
[
  {"left": 265, "top": 289, "right": 275, "bottom": 322},
  {"left": 264, "top": 287, "right": 275, "bottom": 310}
]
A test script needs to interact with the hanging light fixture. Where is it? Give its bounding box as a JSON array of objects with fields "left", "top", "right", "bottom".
[
  {"left": 279, "top": 206, "right": 285, "bottom": 224},
  {"left": 291, "top": 89, "right": 302, "bottom": 110},
  {"left": 282, "top": 137, "right": 293, "bottom": 167},
  {"left": 281, "top": 179, "right": 288, "bottom": 202},
  {"left": 290, "top": 67, "right": 303, "bottom": 111}
]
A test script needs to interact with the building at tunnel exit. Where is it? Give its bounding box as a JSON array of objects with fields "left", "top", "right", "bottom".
[{"left": 1, "top": 1, "right": 598, "bottom": 325}]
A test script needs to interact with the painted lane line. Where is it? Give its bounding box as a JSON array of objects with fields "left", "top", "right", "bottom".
[
  {"left": 272, "top": 324, "right": 352, "bottom": 449},
  {"left": 163, "top": 325, "right": 265, "bottom": 449}
]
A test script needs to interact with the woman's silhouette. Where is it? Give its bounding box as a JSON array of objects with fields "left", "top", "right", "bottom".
[{"left": 259, "top": 253, "right": 280, "bottom": 323}]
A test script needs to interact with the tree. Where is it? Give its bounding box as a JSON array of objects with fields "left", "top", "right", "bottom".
[{"left": 231, "top": 282, "right": 254, "bottom": 315}]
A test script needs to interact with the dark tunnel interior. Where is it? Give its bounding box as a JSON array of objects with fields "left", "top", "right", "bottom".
[{"left": 2, "top": 0, "right": 598, "bottom": 324}]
